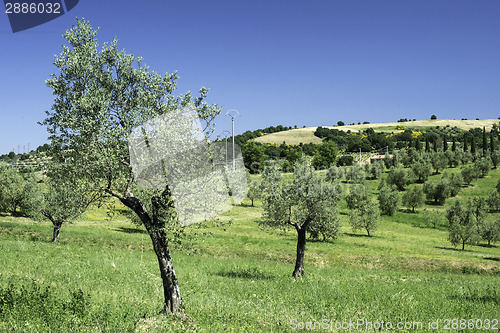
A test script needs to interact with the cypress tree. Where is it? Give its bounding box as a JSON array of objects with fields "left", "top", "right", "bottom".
[
  {"left": 483, "top": 127, "right": 488, "bottom": 155},
  {"left": 491, "top": 133, "right": 495, "bottom": 153},
  {"left": 425, "top": 138, "right": 430, "bottom": 151},
  {"left": 471, "top": 136, "right": 476, "bottom": 155},
  {"left": 463, "top": 136, "right": 468, "bottom": 152},
  {"left": 452, "top": 138, "right": 456, "bottom": 152},
  {"left": 433, "top": 138, "right": 438, "bottom": 152},
  {"left": 443, "top": 135, "right": 448, "bottom": 151},
  {"left": 416, "top": 138, "right": 421, "bottom": 150}
]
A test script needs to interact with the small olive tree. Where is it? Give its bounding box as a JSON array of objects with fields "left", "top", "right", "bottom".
[
  {"left": 479, "top": 217, "right": 500, "bottom": 246},
  {"left": 446, "top": 198, "right": 485, "bottom": 250},
  {"left": 461, "top": 165, "right": 480, "bottom": 186},
  {"left": 411, "top": 160, "right": 431, "bottom": 183},
  {"left": 349, "top": 199, "right": 379, "bottom": 237},
  {"left": 431, "top": 152, "right": 448, "bottom": 174},
  {"left": 0, "top": 164, "right": 41, "bottom": 216},
  {"left": 27, "top": 167, "right": 96, "bottom": 242},
  {"left": 345, "top": 184, "right": 367, "bottom": 210},
  {"left": 246, "top": 179, "right": 262, "bottom": 207},
  {"left": 378, "top": 184, "right": 399, "bottom": 216},
  {"left": 386, "top": 166, "right": 408, "bottom": 191},
  {"left": 402, "top": 186, "right": 424, "bottom": 213},
  {"left": 261, "top": 158, "right": 342, "bottom": 277},
  {"left": 474, "top": 157, "right": 492, "bottom": 178}
]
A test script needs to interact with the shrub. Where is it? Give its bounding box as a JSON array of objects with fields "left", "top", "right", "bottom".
[{"left": 337, "top": 155, "right": 354, "bottom": 166}]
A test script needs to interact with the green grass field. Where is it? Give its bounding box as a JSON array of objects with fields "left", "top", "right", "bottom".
[
  {"left": 0, "top": 166, "right": 499, "bottom": 332},
  {"left": 253, "top": 119, "right": 499, "bottom": 145}
]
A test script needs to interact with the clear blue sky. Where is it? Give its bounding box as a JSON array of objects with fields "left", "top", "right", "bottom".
[{"left": 1, "top": 0, "right": 499, "bottom": 155}]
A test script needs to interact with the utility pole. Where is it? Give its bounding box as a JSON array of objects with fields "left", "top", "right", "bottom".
[
  {"left": 225, "top": 110, "right": 240, "bottom": 171},
  {"left": 222, "top": 130, "right": 231, "bottom": 168}
]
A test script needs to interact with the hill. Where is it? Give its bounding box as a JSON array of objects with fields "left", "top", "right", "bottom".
[{"left": 253, "top": 118, "right": 499, "bottom": 145}]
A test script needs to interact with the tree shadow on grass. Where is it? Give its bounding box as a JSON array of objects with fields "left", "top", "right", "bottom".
[
  {"left": 448, "top": 293, "right": 500, "bottom": 304},
  {"left": 344, "top": 232, "right": 372, "bottom": 238},
  {"left": 214, "top": 267, "right": 274, "bottom": 280},
  {"left": 434, "top": 246, "right": 469, "bottom": 252},
  {"left": 484, "top": 257, "right": 500, "bottom": 262},
  {"left": 115, "top": 227, "right": 147, "bottom": 234},
  {"left": 477, "top": 243, "right": 498, "bottom": 249}
]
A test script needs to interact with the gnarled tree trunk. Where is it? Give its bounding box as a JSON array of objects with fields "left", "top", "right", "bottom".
[
  {"left": 118, "top": 192, "right": 183, "bottom": 313},
  {"left": 52, "top": 221, "right": 62, "bottom": 242},
  {"left": 42, "top": 210, "right": 63, "bottom": 243},
  {"left": 148, "top": 227, "right": 183, "bottom": 313},
  {"left": 293, "top": 226, "right": 307, "bottom": 278}
]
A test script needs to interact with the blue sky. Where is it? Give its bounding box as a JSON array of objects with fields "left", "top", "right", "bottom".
[{"left": 1, "top": 0, "right": 499, "bottom": 155}]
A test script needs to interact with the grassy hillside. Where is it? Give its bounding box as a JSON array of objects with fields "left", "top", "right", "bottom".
[
  {"left": 254, "top": 118, "right": 499, "bottom": 145},
  {"left": 0, "top": 165, "right": 499, "bottom": 331}
]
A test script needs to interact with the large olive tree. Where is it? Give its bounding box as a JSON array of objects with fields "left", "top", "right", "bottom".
[{"left": 40, "top": 19, "right": 221, "bottom": 313}]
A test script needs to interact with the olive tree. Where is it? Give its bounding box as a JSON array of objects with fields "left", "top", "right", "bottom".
[
  {"left": 411, "top": 159, "right": 431, "bottom": 183},
  {"left": 0, "top": 164, "right": 39, "bottom": 216},
  {"left": 479, "top": 217, "right": 500, "bottom": 246},
  {"left": 461, "top": 165, "right": 479, "bottom": 186},
  {"left": 423, "top": 179, "right": 450, "bottom": 205},
  {"left": 247, "top": 179, "right": 262, "bottom": 207},
  {"left": 27, "top": 174, "right": 95, "bottom": 242},
  {"left": 345, "top": 184, "right": 367, "bottom": 210},
  {"left": 349, "top": 199, "right": 379, "bottom": 237},
  {"left": 40, "top": 19, "right": 221, "bottom": 313},
  {"left": 474, "top": 157, "right": 492, "bottom": 178},
  {"left": 446, "top": 198, "right": 484, "bottom": 250},
  {"left": 431, "top": 152, "right": 448, "bottom": 174},
  {"left": 377, "top": 184, "right": 399, "bottom": 216},
  {"left": 261, "top": 159, "right": 342, "bottom": 277},
  {"left": 402, "top": 186, "right": 424, "bottom": 213},
  {"left": 326, "top": 165, "right": 344, "bottom": 182},
  {"left": 487, "top": 189, "right": 500, "bottom": 212},
  {"left": 386, "top": 165, "right": 408, "bottom": 191}
]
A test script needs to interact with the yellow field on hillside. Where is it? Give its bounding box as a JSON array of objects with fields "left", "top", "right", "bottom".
[{"left": 253, "top": 119, "right": 499, "bottom": 145}]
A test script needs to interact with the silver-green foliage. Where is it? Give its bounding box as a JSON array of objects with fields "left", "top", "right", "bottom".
[
  {"left": 377, "top": 184, "right": 399, "bottom": 216},
  {"left": 402, "top": 186, "right": 424, "bottom": 213},
  {"left": 0, "top": 164, "right": 40, "bottom": 215},
  {"left": 261, "top": 158, "right": 342, "bottom": 240},
  {"left": 446, "top": 198, "right": 486, "bottom": 250},
  {"left": 40, "top": 18, "right": 221, "bottom": 313},
  {"left": 349, "top": 199, "right": 379, "bottom": 237}
]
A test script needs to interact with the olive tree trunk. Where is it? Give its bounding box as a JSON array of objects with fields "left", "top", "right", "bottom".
[
  {"left": 42, "top": 210, "right": 63, "bottom": 243},
  {"left": 118, "top": 194, "right": 183, "bottom": 313},
  {"left": 293, "top": 226, "right": 307, "bottom": 278},
  {"left": 52, "top": 221, "right": 62, "bottom": 242}
]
